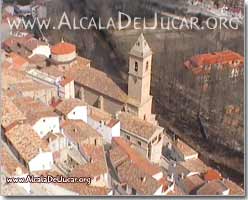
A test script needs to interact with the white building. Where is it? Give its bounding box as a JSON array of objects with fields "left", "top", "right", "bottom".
[
  {"left": 32, "top": 115, "right": 60, "bottom": 138},
  {"left": 13, "top": 96, "right": 60, "bottom": 138},
  {"left": 4, "top": 124, "right": 53, "bottom": 172},
  {"left": 55, "top": 98, "right": 87, "bottom": 123},
  {"left": 87, "top": 106, "right": 120, "bottom": 143}
]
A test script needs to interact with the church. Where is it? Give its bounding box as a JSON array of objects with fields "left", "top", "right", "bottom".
[{"left": 46, "top": 33, "right": 157, "bottom": 125}]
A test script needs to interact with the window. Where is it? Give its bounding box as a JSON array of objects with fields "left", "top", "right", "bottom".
[
  {"left": 94, "top": 139, "right": 97, "bottom": 146},
  {"left": 137, "top": 141, "right": 142, "bottom": 146},
  {"left": 43, "top": 119, "right": 46, "bottom": 123},
  {"left": 126, "top": 135, "right": 130, "bottom": 140},
  {"left": 146, "top": 61, "right": 149, "bottom": 71},
  {"left": 152, "top": 137, "right": 157, "bottom": 144},
  {"left": 135, "top": 62, "right": 138, "bottom": 72},
  {"left": 158, "top": 134, "right": 162, "bottom": 142}
]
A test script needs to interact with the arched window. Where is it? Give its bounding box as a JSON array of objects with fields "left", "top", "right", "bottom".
[
  {"left": 146, "top": 61, "right": 149, "bottom": 71},
  {"left": 135, "top": 61, "right": 138, "bottom": 72}
]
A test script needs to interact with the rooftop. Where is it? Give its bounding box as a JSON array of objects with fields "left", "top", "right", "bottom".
[
  {"left": 21, "top": 37, "right": 47, "bottom": 51},
  {"left": 2, "top": 35, "right": 33, "bottom": 49},
  {"left": 179, "top": 158, "right": 208, "bottom": 174},
  {"left": 129, "top": 33, "right": 152, "bottom": 58},
  {"left": 55, "top": 98, "right": 86, "bottom": 116},
  {"left": 204, "top": 169, "right": 222, "bottom": 181},
  {"left": 197, "top": 180, "right": 229, "bottom": 195},
  {"left": 222, "top": 179, "right": 244, "bottom": 195},
  {"left": 81, "top": 144, "right": 106, "bottom": 164},
  {"left": 13, "top": 96, "right": 57, "bottom": 125},
  {"left": 8, "top": 52, "right": 28, "bottom": 70},
  {"left": 51, "top": 41, "right": 76, "bottom": 55},
  {"left": 61, "top": 120, "right": 101, "bottom": 144},
  {"left": 5, "top": 124, "right": 49, "bottom": 162},
  {"left": 9, "top": 80, "right": 54, "bottom": 93},
  {"left": 185, "top": 51, "right": 244, "bottom": 68},
  {"left": 88, "top": 106, "right": 112, "bottom": 122},
  {"left": 179, "top": 175, "right": 205, "bottom": 194},
  {"left": 117, "top": 160, "right": 160, "bottom": 195},
  {"left": 109, "top": 144, "right": 129, "bottom": 167},
  {"left": 69, "top": 66, "right": 128, "bottom": 103},
  {"left": 2, "top": 66, "right": 31, "bottom": 89},
  {"left": 70, "top": 159, "right": 107, "bottom": 178},
  {"left": 1, "top": 95, "right": 26, "bottom": 130},
  {"left": 118, "top": 112, "right": 162, "bottom": 141},
  {"left": 112, "top": 137, "right": 161, "bottom": 176},
  {"left": 174, "top": 139, "right": 198, "bottom": 158},
  {"left": 184, "top": 51, "right": 244, "bottom": 75},
  {"left": 0, "top": 145, "right": 28, "bottom": 175}
]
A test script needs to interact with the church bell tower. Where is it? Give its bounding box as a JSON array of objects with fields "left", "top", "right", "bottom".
[{"left": 128, "top": 33, "right": 154, "bottom": 121}]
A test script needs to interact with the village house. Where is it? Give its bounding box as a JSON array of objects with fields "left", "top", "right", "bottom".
[
  {"left": 177, "top": 174, "right": 205, "bottom": 195},
  {"left": 61, "top": 120, "right": 103, "bottom": 149},
  {"left": 5, "top": 52, "right": 29, "bottom": 71},
  {"left": 2, "top": 36, "right": 50, "bottom": 58},
  {"left": 0, "top": 146, "right": 30, "bottom": 193},
  {"left": 117, "top": 112, "right": 164, "bottom": 163},
  {"left": 8, "top": 80, "right": 57, "bottom": 105},
  {"left": 55, "top": 98, "right": 87, "bottom": 123},
  {"left": 3, "top": 124, "right": 53, "bottom": 172},
  {"left": 196, "top": 180, "right": 230, "bottom": 195},
  {"left": 70, "top": 144, "right": 109, "bottom": 188},
  {"left": 87, "top": 106, "right": 120, "bottom": 143},
  {"left": 12, "top": 96, "right": 60, "bottom": 138},
  {"left": 184, "top": 50, "right": 244, "bottom": 89},
  {"left": 28, "top": 54, "right": 47, "bottom": 68},
  {"left": 27, "top": 68, "right": 75, "bottom": 100},
  {"left": 2, "top": 35, "right": 33, "bottom": 53},
  {"left": 2, "top": 62, "right": 32, "bottom": 90},
  {"left": 43, "top": 132, "right": 66, "bottom": 154},
  {"left": 1, "top": 95, "right": 26, "bottom": 133},
  {"left": 108, "top": 137, "right": 172, "bottom": 195},
  {"left": 59, "top": 120, "right": 103, "bottom": 169},
  {"left": 222, "top": 179, "right": 244, "bottom": 195},
  {"left": 167, "top": 158, "right": 208, "bottom": 185},
  {"left": 19, "top": 37, "right": 50, "bottom": 58},
  {"left": 171, "top": 139, "right": 198, "bottom": 161}
]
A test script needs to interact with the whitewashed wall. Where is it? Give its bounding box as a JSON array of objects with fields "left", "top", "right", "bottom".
[{"left": 33, "top": 116, "right": 60, "bottom": 138}]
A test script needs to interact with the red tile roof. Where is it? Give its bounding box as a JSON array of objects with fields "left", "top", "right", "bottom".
[
  {"left": 112, "top": 137, "right": 161, "bottom": 176},
  {"left": 184, "top": 51, "right": 244, "bottom": 76},
  {"left": 51, "top": 42, "right": 76, "bottom": 55},
  {"left": 204, "top": 169, "right": 222, "bottom": 181},
  {"left": 189, "top": 51, "right": 244, "bottom": 67},
  {"left": 9, "top": 52, "right": 28, "bottom": 70},
  {"left": 0, "top": 145, "right": 28, "bottom": 175}
]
